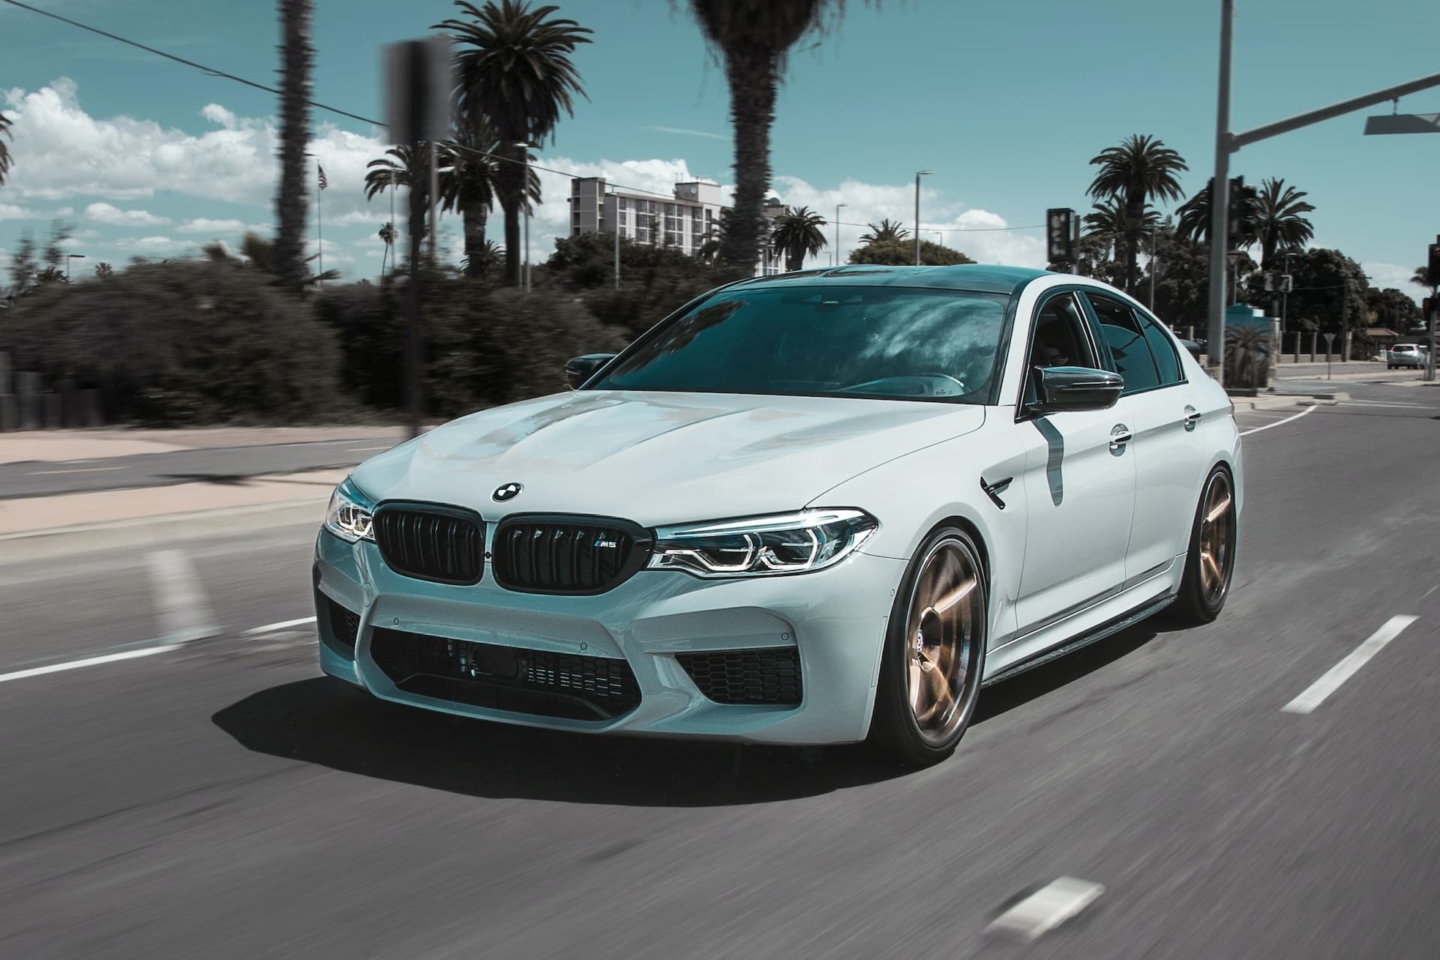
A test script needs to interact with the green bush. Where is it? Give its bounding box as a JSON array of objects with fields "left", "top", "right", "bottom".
[
  {"left": 0, "top": 261, "right": 342, "bottom": 425},
  {"left": 315, "top": 274, "right": 627, "bottom": 418}
]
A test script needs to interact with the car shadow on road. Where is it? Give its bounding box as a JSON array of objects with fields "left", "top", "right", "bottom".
[
  {"left": 212, "top": 678, "right": 906, "bottom": 807},
  {"left": 972, "top": 621, "right": 1172, "bottom": 725}
]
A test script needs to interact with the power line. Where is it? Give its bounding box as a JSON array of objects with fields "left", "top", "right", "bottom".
[{"left": 3, "top": 0, "right": 1046, "bottom": 235}]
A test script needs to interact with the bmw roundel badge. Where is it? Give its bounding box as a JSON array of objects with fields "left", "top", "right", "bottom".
[{"left": 492, "top": 482, "right": 523, "bottom": 502}]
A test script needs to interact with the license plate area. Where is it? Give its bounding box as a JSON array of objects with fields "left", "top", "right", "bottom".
[{"left": 449, "top": 637, "right": 518, "bottom": 680}]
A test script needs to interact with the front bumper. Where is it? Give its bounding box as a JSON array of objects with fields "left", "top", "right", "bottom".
[{"left": 313, "top": 531, "right": 906, "bottom": 744}]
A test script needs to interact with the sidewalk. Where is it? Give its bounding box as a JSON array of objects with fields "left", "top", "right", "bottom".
[{"left": 0, "top": 425, "right": 418, "bottom": 465}]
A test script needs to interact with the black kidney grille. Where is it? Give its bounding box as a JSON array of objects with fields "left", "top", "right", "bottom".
[
  {"left": 492, "top": 517, "right": 648, "bottom": 594},
  {"left": 374, "top": 507, "right": 484, "bottom": 585},
  {"left": 676, "top": 649, "right": 803, "bottom": 706},
  {"left": 369, "top": 627, "right": 640, "bottom": 720}
]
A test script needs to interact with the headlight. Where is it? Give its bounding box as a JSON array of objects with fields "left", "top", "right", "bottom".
[
  {"left": 325, "top": 478, "right": 375, "bottom": 543},
  {"left": 648, "top": 509, "right": 877, "bottom": 578}
]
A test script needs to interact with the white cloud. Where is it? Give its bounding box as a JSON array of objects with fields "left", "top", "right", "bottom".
[
  {"left": 56, "top": 206, "right": 74, "bottom": 216},
  {"left": 175, "top": 217, "right": 262, "bottom": 235},
  {"left": 1, "top": 79, "right": 385, "bottom": 217},
  {"left": 113, "top": 235, "right": 188, "bottom": 252},
  {"left": 85, "top": 202, "right": 170, "bottom": 226},
  {"left": 0, "top": 202, "right": 40, "bottom": 221},
  {"left": 1363, "top": 261, "right": 1421, "bottom": 302}
]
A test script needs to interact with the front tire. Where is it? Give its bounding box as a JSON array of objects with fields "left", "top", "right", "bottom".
[
  {"left": 869, "top": 527, "right": 987, "bottom": 767},
  {"left": 1169, "top": 466, "right": 1238, "bottom": 625}
]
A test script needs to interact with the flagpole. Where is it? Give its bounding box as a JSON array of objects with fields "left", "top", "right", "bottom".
[{"left": 317, "top": 162, "right": 324, "bottom": 288}]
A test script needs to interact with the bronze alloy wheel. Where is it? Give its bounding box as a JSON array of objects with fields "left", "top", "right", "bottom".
[
  {"left": 1197, "top": 470, "right": 1236, "bottom": 604},
  {"left": 902, "top": 536, "right": 985, "bottom": 746}
]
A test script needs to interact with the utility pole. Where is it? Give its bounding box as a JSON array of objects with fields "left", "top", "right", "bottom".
[
  {"left": 914, "top": 170, "right": 932, "bottom": 266},
  {"left": 834, "top": 202, "right": 845, "bottom": 267},
  {"left": 1206, "top": 0, "right": 1234, "bottom": 385}
]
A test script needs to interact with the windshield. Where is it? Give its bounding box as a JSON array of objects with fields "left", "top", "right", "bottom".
[{"left": 590, "top": 286, "right": 1010, "bottom": 403}]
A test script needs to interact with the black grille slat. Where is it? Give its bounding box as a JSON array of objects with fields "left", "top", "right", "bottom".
[
  {"left": 369, "top": 628, "right": 641, "bottom": 720},
  {"left": 676, "top": 649, "right": 803, "bottom": 706},
  {"left": 491, "top": 515, "right": 650, "bottom": 595},
  {"left": 325, "top": 598, "right": 361, "bottom": 650},
  {"left": 374, "top": 506, "right": 484, "bottom": 585}
]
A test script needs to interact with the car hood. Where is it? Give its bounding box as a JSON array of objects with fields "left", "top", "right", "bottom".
[{"left": 351, "top": 390, "right": 985, "bottom": 525}]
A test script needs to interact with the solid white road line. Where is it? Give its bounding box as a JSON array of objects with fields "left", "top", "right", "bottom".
[
  {"left": 988, "top": 877, "right": 1105, "bottom": 940},
  {"left": 1281, "top": 615, "right": 1419, "bottom": 715},
  {"left": 1239, "top": 404, "right": 1317, "bottom": 436},
  {"left": 146, "top": 549, "right": 219, "bottom": 643},
  {"left": 243, "top": 616, "right": 317, "bottom": 636},
  {"left": 0, "top": 645, "right": 181, "bottom": 684},
  {"left": 27, "top": 465, "right": 130, "bottom": 476}
]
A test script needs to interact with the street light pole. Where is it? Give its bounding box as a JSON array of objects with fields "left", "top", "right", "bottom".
[
  {"left": 1207, "top": 0, "right": 1234, "bottom": 386},
  {"left": 65, "top": 254, "right": 85, "bottom": 282},
  {"left": 1148, "top": 230, "right": 1157, "bottom": 310},
  {"left": 914, "top": 170, "right": 932, "bottom": 266},
  {"left": 610, "top": 189, "right": 620, "bottom": 289},
  {"left": 834, "top": 202, "right": 845, "bottom": 267}
]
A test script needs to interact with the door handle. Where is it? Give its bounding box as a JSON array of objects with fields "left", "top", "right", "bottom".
[
  {"left": 1109, "top": 423, "right": 1133, "bottom": 450},
  {"left": 1183, "top": 406, "right": 1202, "bottom": 431}
]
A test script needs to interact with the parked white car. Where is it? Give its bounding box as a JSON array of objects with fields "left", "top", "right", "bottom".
[{"left": 314, "top": 265, "right": 1242, "bottom": 766}]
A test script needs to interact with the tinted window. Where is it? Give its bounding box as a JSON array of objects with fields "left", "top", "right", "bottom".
[
  {"left": 592, "top": 286, "right": 1010, "bottom": 403},
  {"left": 1088, "top": 292, "right": 1160, "bottom": 393},
  {"left": 1024, "top": 294, "right": 1095, "bottom": 403},
  {"left": 1139, "top": 312, "right": 1183, "bottom": 384}
]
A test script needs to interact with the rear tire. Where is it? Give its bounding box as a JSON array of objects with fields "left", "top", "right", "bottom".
[
  {"left": 1169, "top": 466, "right": 1238, "bottom": 625},
  {"left": 868, "top": 526, "right": 987, "bottom": 767}
]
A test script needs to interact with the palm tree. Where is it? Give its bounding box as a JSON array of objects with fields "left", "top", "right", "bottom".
[
  {"left": 770, "top": 206, "right": 828, "bottom": 271},
  {"left": 94, "top": 261, "right": 113, "bottom": 279},
  {"left": 437, "top": 0, "right": 593, "bottom": 286},
  {"left": 437, "top": 123, "right": 498, "bottom": 277},
  {"left": 1411, "top": 266, "right": 1436, "bottom": 290},
  {"left": 378, "top": 222, "right": 395, "bottom": 275},
  {"left": 1084, "top": 199, "right": 1158, "bottom": 263},
  {"left": 0, "top": 112, "right": 13, "bottom": 189},
  {"left": 859, "top": 218, "right": 909, "bottom": 244},
  {"left": 365, "top": 144, "right": 444, "bottom": 269},
  {"left": 274, "top": 0, "right": 314, "bottom": 290},
  {"left": 1252, "top": 178, "right": 1314, "bottom": 270},
  {"left": 1087, "top": 134, "right": 1188, "bottom": 293},
  {"left": 681, "top": 1, "right": 855, "bottom": 271}
]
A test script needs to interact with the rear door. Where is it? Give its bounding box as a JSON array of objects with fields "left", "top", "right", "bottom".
[
  {"left": 1012, "top": 290, "right": 1137, "bottom": 638},
  {"left": 1082, "top": 290, "right": 1200, "bottom": 584}
]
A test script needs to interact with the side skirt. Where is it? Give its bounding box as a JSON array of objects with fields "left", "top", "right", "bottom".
[{"left": 980, "top": 592, "right": 1175, "bottom": 688}]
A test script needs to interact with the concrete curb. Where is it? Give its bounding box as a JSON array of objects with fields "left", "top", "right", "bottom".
[{"left": 0, "top": 496, "right": 328, "bottom": 562}]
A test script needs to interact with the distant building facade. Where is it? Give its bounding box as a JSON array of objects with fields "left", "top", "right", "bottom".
[{"left": 569, "top": 177, "right": 787, "bottom": 276}]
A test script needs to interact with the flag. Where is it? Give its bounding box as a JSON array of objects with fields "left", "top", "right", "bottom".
[{"left": 317, "top": 164, "right": 329, "bottom": 191}]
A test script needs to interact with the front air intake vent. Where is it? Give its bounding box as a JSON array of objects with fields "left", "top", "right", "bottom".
[
  {"left": 373, "top": 504, "right": 485, "bottom": 585},
  {"left": 491, "top": 515, "right": 651, "bottom": 595},
  {"left": 676, "top": 648, "right": 803, "bottom": 705}
]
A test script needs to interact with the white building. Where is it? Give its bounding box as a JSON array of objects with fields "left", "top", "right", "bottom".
[{"left": 569, "top": 177, "right": 787, "bottom": 276}]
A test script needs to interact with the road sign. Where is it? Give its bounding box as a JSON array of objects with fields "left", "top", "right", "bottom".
[
  {"left": 1280, "top": 274, "right": 1293, "bottom": 293},
  {"left": 384, "top": 36, "right": 453, "bottom": 145},
  {"left": 1364, "top": 113, "right": 1440, "bottom": 135}
]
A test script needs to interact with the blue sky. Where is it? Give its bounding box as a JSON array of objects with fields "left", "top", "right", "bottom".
[{"left": 2, "top": 0, "right": 1437, "bottom": 293}]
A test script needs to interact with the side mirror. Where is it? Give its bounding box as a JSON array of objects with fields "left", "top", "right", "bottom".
[
  {"left": 564, "top": 353, "right": 616, "bottom": 390},
  {"left": 1030, "top": 366, "right": 1124, "bottom": 414}
]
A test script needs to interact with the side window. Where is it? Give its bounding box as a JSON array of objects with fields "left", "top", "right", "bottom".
[
  {"left": 1138, "top": 312, "right": 1183, "bottom": 384},
  {"left": 1087, "top": 292, "right": 1160, "bottom": 393},
  {"left": 1024, "top": 293, "right": 1095, "bottom": 403}
]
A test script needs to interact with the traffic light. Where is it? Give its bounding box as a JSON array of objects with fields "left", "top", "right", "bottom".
[
  {"left": 1424, "top": 296, "right": 1434, "bottom": 321},
  {"left": 1046, "top": 208, "right": 1075, "bottom": 265},
  {"left": 1428, "top": 243, "right": 1440, "bottom": 283}
]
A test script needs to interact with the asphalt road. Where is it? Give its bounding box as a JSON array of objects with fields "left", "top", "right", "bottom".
[
  {"left": 0, "top": 436, "right": 405, "bottom": 500},
  {"left": 2, "top": 392, "right": 1439, "bottom": 958}
]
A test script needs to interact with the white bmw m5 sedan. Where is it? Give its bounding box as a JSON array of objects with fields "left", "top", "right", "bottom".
[{"left": 314, "top": 264, "right": 1241, "bottom": 766}]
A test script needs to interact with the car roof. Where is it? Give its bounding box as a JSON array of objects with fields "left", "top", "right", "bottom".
[{"left": 729, "top": 264, "right": 1052, "bottom": 296}]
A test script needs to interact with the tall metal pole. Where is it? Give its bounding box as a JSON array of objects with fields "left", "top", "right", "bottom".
[
  {"left": 1430, "top": 282, "right": 1437, "bottom": 381},
  {"left": 428, "top": 141, "right": 439, "bottom": 263},
  {"left": 834, "top": 202, "right": 845, "bottom": 267},
  {"left": 1207, "top": 0, "right": 1234, "bottom": 385},
  {"left": 612, "top": 190, "right": 620, "bottom": 289},
  {"left": 317, "top": 162, "right": 324, "bottom": 287},
  {"left": 914, "top": 173, "right": 922, "bottom": 266},
  {"left": 1149, "top": 229, "right": 1157, "bottom": 309}
]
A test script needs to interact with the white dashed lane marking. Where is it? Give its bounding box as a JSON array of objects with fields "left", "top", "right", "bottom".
[
  {"left": 0, "top": 645, "right": 181, "bottom": 684},
  {"left": 1282, "top": 615, "right": 1419, "bottom": 715},
  {"left": 146, "top": 549, "right": 219, "bottom": 644},
  {"left": 243, "top": 616, "right": 317, "bottom": 636},
  {"left": 988, "top": 877, "right": 1105, "bottom": 940},
  {"left": 1239, "top": 404, "right": 1317, "bottom": 436}
]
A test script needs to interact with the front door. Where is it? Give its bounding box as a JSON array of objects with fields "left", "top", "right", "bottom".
[
  {"left": 1083, "top": 291, "right": 1202, "bottom": 583},
  {"left": 1013, "top": 291, "right": 1138, "bottom": 638}
]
